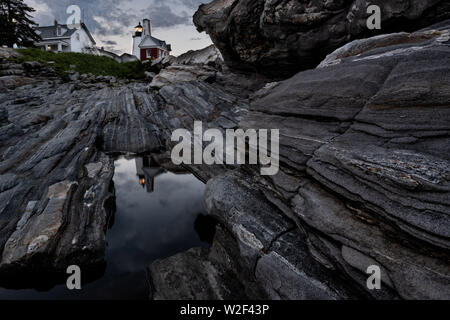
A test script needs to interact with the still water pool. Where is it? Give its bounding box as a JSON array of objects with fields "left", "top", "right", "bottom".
[{"left": 0, "top": 155, "right": 210, "bottom": 299}]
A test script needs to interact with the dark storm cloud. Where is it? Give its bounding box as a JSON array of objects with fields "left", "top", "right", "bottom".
[
  {"left": 103, "top": 40, "right": 118, "bottom": 45},
  {"left": 31, "top": 0, "right": 136, "bottom": 35},
  {"left": 144, "top": 4, "right": 189, "bottom": 27},
  {"left": 104, "top": 46, "right": 121, "bottom": 54},
  {"left": 32, "top": 0, "right": 209, "bottom": 36}
]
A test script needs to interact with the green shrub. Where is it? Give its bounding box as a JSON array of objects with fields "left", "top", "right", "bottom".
[{"left": 11, "top": 48, "right": 148, "bottom": 80}]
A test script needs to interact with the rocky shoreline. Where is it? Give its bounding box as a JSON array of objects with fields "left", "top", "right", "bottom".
[{"left": 0, "top": 2, "right": 449, "bottom": 300}]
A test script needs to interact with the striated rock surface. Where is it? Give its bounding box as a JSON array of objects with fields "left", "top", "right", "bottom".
[
  {"left": 0, "top": 74, "right": 118, "bottom": 285},
  {"left": 235, "top": 22, "right": 450, "bottom": 299},
  {"left": 194, "top": 0, "right": 450, "bottom": 78},
  {"left": 1, "top": 18, "right": 449, "bottom": 300},
  {"left": 148, "top": 21, "right": 450, "bottom": 300},
  {"left": 150, "top": 65, "right": 218, "bottom": 88},
  {"left": 149, "top": 247, "right": 248, "bottom": 300},
  {"left": 0, "top": 48, "right": 254, "bottom": 287},
  {"left": 175, "top": 44, "right": 223, "bottom": 66}
]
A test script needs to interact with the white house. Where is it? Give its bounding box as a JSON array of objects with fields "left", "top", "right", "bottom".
[
  {"left": 34, "top": 20, "right": 97, "bottom": 54},
  {"left": 132, "top": 19, "right": 171, "bottom": 61}
]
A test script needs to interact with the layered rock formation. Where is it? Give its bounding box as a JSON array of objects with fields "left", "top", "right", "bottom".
[
  {"left": 0, "top": 47, "right": 254, "bottom": 287},
  {"left": 0, "top": 57, "right": 119, "bottom": 286},
  {"left": 0, "top": 12, "right": 449, "bottom": 300},
  {"left": 194, "top": 0, "right": 450, "bottom": 78},
  {"left": 149, "top": 22, "right": 450, "bottom": 300},
  {"left": 174, "top": 44, "right": 223, "bottom": 66}
]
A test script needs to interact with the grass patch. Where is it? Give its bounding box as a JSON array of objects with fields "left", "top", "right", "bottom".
[{"left": 11, "top": 48, "right": 150, "bottom": 80}]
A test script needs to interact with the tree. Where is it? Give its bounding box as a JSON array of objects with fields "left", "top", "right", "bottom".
[{"left": 0, "top": 0, "right": 41, "bottom": 47}]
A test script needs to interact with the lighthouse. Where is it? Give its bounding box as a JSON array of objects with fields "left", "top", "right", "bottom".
[
  {"left": 131, "top": 22, "right": 143, "bottom": 58},
  {"left": 131, "top": 18, "right": 171, "bottom": 61}
]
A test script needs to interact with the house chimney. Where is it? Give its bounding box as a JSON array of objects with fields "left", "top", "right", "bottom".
[
  {"left": 54, "top": 19, "right": 58, "bottom": 26},
  {"left": 143, "top": 18, "right": 151, "bottom": 36}
]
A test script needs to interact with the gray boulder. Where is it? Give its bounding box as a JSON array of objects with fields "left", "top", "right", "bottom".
[
  {"left": 150, "top": 65, "right": 217, "bottom": 89},
  {"left": 175, "top": 45, "right": 223, "bottom": 67},
  {"left": 235, "top": 21, "right": 450, "bottom": 299},
  {"left": 194, "top": 0, "right": 450, "bottom": 78}
]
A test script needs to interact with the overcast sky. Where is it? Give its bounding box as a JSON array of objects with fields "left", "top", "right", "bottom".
[{"left": 25, "top": 0, "right": 213, "bottom": 56}]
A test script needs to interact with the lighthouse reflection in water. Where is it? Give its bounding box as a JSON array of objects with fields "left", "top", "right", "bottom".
[
  {"left": 135, "top": 156, "right": 164, "bottom": 193},
  {"left": 0, "top": 153, "right": 210, "bottom": 299}
]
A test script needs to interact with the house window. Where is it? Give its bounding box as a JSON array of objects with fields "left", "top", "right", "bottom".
[
  {"left": 76, "top": 33, "right": 80, "bottom": 41},
  {"left": 146, "top": 49, "right": 151, "bottom": 58},
  {"left": 57, "top": 26, "right": 61, "bottom": 36}
]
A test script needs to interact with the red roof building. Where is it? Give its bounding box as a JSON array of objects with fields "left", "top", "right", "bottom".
[{"left": 132, "top": 19, "right": 171, "bottom": 61}]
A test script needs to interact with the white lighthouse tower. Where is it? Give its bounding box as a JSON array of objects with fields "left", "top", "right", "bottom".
[{"left": 132, "top": 21, "right": 143, "bottom": 58}]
